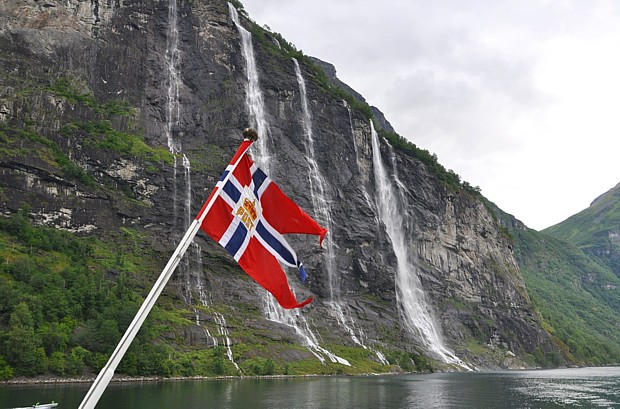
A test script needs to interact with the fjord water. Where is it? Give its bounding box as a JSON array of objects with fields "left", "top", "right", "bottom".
[{"left": 4, "top": 367, "right": 620, "bottom": 408}]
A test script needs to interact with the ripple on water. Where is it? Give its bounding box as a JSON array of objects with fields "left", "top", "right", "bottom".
[{"left": 513, "top": 369, "right": 620, "bottom": 408}]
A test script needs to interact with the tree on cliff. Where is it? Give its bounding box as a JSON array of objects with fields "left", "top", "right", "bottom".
[{"left": 3, "top": 302, "right": 47, "bottom": 376}]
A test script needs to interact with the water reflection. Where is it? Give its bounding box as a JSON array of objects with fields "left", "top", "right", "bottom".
[
  {"left": 510, "top": 367, "right": 620, "bottom": 408},
  {"left": 3, "top": 367, "right": 620, "bottom": 408}
]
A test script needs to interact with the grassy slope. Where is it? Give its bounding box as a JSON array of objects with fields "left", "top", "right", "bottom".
[
  {"left": 0, "top": 212, "right": 421, "bottom": 379},
  {"left": 543, "top": 183, "right": 620, "bottom": 276},
  {"left": 512, "top": 227, "right": 620, "bottom": 365}
]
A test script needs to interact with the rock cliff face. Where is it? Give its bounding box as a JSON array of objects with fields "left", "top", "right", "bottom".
[{"left": 0, "top": 0, "right": 557, "bottom": 370}]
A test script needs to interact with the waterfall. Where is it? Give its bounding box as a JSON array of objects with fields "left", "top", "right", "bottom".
[
  {"left": 228, "top": 3, "right": 271, "bottom": 170},
  {"left": 228, "top": 2, "right": 278, "bottom": 310},
  {"left": 165, "top": 0, "right": 181, "bottom": 155},
  {"left": 292, "top": 58, "right": 338, "bottom": 299},
  {"left": 164, "top": 0, "right": 191, "bottom": 302},
  {"left": 164, "top": 0, "right": 183, "bottom": 232},
  {"left": 165, "top": 0, "right": 181, "bottom": 227},
  {"left": 195, "top": 289, "right": 241, "bottom": 373},
  {"left": 214, "top": 312, "right": 241, "bottom": 372},
  {"left": 293, "top": 59, "right": 387, "bottom": 365},
  {"left": 197, "top": 281, "right": 209, "bottom": 307},
  {"left": 229, "top": 3, "right": 349, "bottom": 366},
  {"left": 193, "top": 306, "right": 241, "bottom": 372},
  {"left": 163, "top": 0, "right": 207, "bottom": 306},
  {"left": 182, "top": 154, "right": 192, "bottom": 226},
  {"left": 370, "top": 122, "right": 466, "bottom": 367},
  {"left": 195, "top": 310, "right": 218, "bottom": 347},
  {"left": 163, "top": 0, "right": 240, "bottom": 372},
  {"left": 181, "top": 155, "right": 194, "bottom": 304},
  {"left": 265, "top": 305, "right": 349, "bottom": 365},
  {"left": 182, "top": 154, "right": 204, "bottom": 285}
]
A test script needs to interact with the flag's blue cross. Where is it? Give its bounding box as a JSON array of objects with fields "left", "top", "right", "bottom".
[{"left": 217, "top": 165, "right": 308, "bottom": 282}]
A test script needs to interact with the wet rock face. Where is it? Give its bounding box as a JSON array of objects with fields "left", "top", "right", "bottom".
[{"left": 0, "top": 0, "right": 556, "bottom": 367}]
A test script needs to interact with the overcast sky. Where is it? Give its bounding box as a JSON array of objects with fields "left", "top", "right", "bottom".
[{"left": 240, "top": 0, "right": 620, "bottom": 231}]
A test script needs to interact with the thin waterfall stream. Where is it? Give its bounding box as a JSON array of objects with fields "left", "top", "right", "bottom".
[
  {"left": 370, "top": 122, "right": 468, "bottom": 368},
  {"left": 181, "top": 154, "right": 195, "bottom": 305},
  {"left": 293, "top": 58, "right": 387, "bottom": 365},
  {"left": 229, "top": 3, "right": 349, "bottom": 366},
  {"left": 292, "top": 58, "right": 338, "bottom": 299},
  {"left": 165, "top": 0, "right": 180, "bottom": 228},
  {"left": 165, "top": 0, "right": 195, "bottom": 302},
  {"left": 165, "top": 0, "right": 238, "bottom": 371}
]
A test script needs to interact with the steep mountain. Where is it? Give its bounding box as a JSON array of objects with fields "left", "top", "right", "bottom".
[
  {"left": 512, "top": 228, "right": 620, "bottom": 365},
  {"left": 544, "top": 182, "right": 620, "bottom": 277},
  {"left": 0, "top": 0, "right": 559, "bottom": 380},
  {"left": 488, "top": 197, "right": 620, "bottom": 365}
]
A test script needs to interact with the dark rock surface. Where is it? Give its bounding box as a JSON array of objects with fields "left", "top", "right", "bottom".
[{"left": 0, "top": 0, "right": 558, "bottom": 370}]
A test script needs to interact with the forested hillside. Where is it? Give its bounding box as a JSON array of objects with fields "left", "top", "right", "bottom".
[
  {"left": 0, "top": 210, "right": 208, "bottom": 379},
  {"left": 544, "top": 182, "right": 620, "bottom": 277},
  {"left": 492, "top": 197, "right": 620, "bottom": 366}
]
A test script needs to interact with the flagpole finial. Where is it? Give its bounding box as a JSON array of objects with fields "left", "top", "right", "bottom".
[{"left": 243, "top": 128, "right": 259, "bottom": 141}]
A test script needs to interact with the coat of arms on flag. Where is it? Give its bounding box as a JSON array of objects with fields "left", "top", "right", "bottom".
[{"left": 196, "top": 134, "right": 327, "bottom": 309}]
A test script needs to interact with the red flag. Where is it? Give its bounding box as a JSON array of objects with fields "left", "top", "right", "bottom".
[{"left": 196, "top": 139, "right": 327, "bottom": 309}]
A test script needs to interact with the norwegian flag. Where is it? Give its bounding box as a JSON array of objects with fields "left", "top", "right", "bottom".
[{"left": 196, "top": 139, "right": 327, "bottom": 309}]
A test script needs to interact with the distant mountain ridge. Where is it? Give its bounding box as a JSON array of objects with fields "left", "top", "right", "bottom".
[
  {"left": 543, "top": 182, "right": 620, "bottom": 277},
  {"left": 503, "top": 180, "right": 620, "bottom": 365}
]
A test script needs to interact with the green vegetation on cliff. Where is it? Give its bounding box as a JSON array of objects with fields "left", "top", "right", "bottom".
[
  {"left": 543, "top": 183, "right": 620, "bottom": 278},
  {"left": 0, "top": 211, "right": 412, "bottom": 380},
  {"left": 512, "top": 227, "right": 620, "bottom": 365},
  {"left": 506, "top": 182, "right": 620, "bottom": 366},
  {"left": 0, "top": 210, "right": 178, "bottom": 379}
]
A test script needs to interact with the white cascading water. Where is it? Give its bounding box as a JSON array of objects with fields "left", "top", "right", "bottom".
[
  {"left": 165, "top": 0, "right": 192, "bottom": 304},
  {"left": 165, "top": 0, "right": 181, "bottom": 156},
  {"left": 165, "top": 0, "right": 181, "bottom": 226},
  {"left": 195, "top": 287, "right": 241, "bottom": 372},
  {"left": 181, "top": 154, "right": 195, "bottom": 304},
  {"left": 168, "top": 3, "right": 204, "bottom": 306},
  {"left": 164, "top": 0, "right": 239, "bottom": 370},
  {"left": 196, "top": 310, "right": 218, "bottom": 347},
  {"left": 182, "top": 154, "right": 192, "bottom": 225},
  {"left": 227, "top": 5, "right": 271, "bottom": 169},
  {"left": 229, "top": 3, "right": 349, "bottom": 366},
  {"left": 293, "top": 59, "right": 387, "bottom": 365},
  {"left": 214, "top": 312, "right": 241, "bottom": 372},
  {"left": 165, "top": 0, "right": 207, "bottom": 306},
  {"left": 347, "top": 112, "right": 386, "bottom": 366},
  {"left": 292, "top": 58, "right": 338, "bottom": 299},
  {"left": 370, "top": 121, "right": 467, "bottom": 367}
]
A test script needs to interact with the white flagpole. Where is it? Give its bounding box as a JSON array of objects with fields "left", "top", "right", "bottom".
[{"left": 79, "top": 136, "right": 255, "bottom": 409}]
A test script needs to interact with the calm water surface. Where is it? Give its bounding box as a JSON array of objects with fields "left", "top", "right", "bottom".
[{"left": 3, "top": 367, "right": 620, "bottom": 408}]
